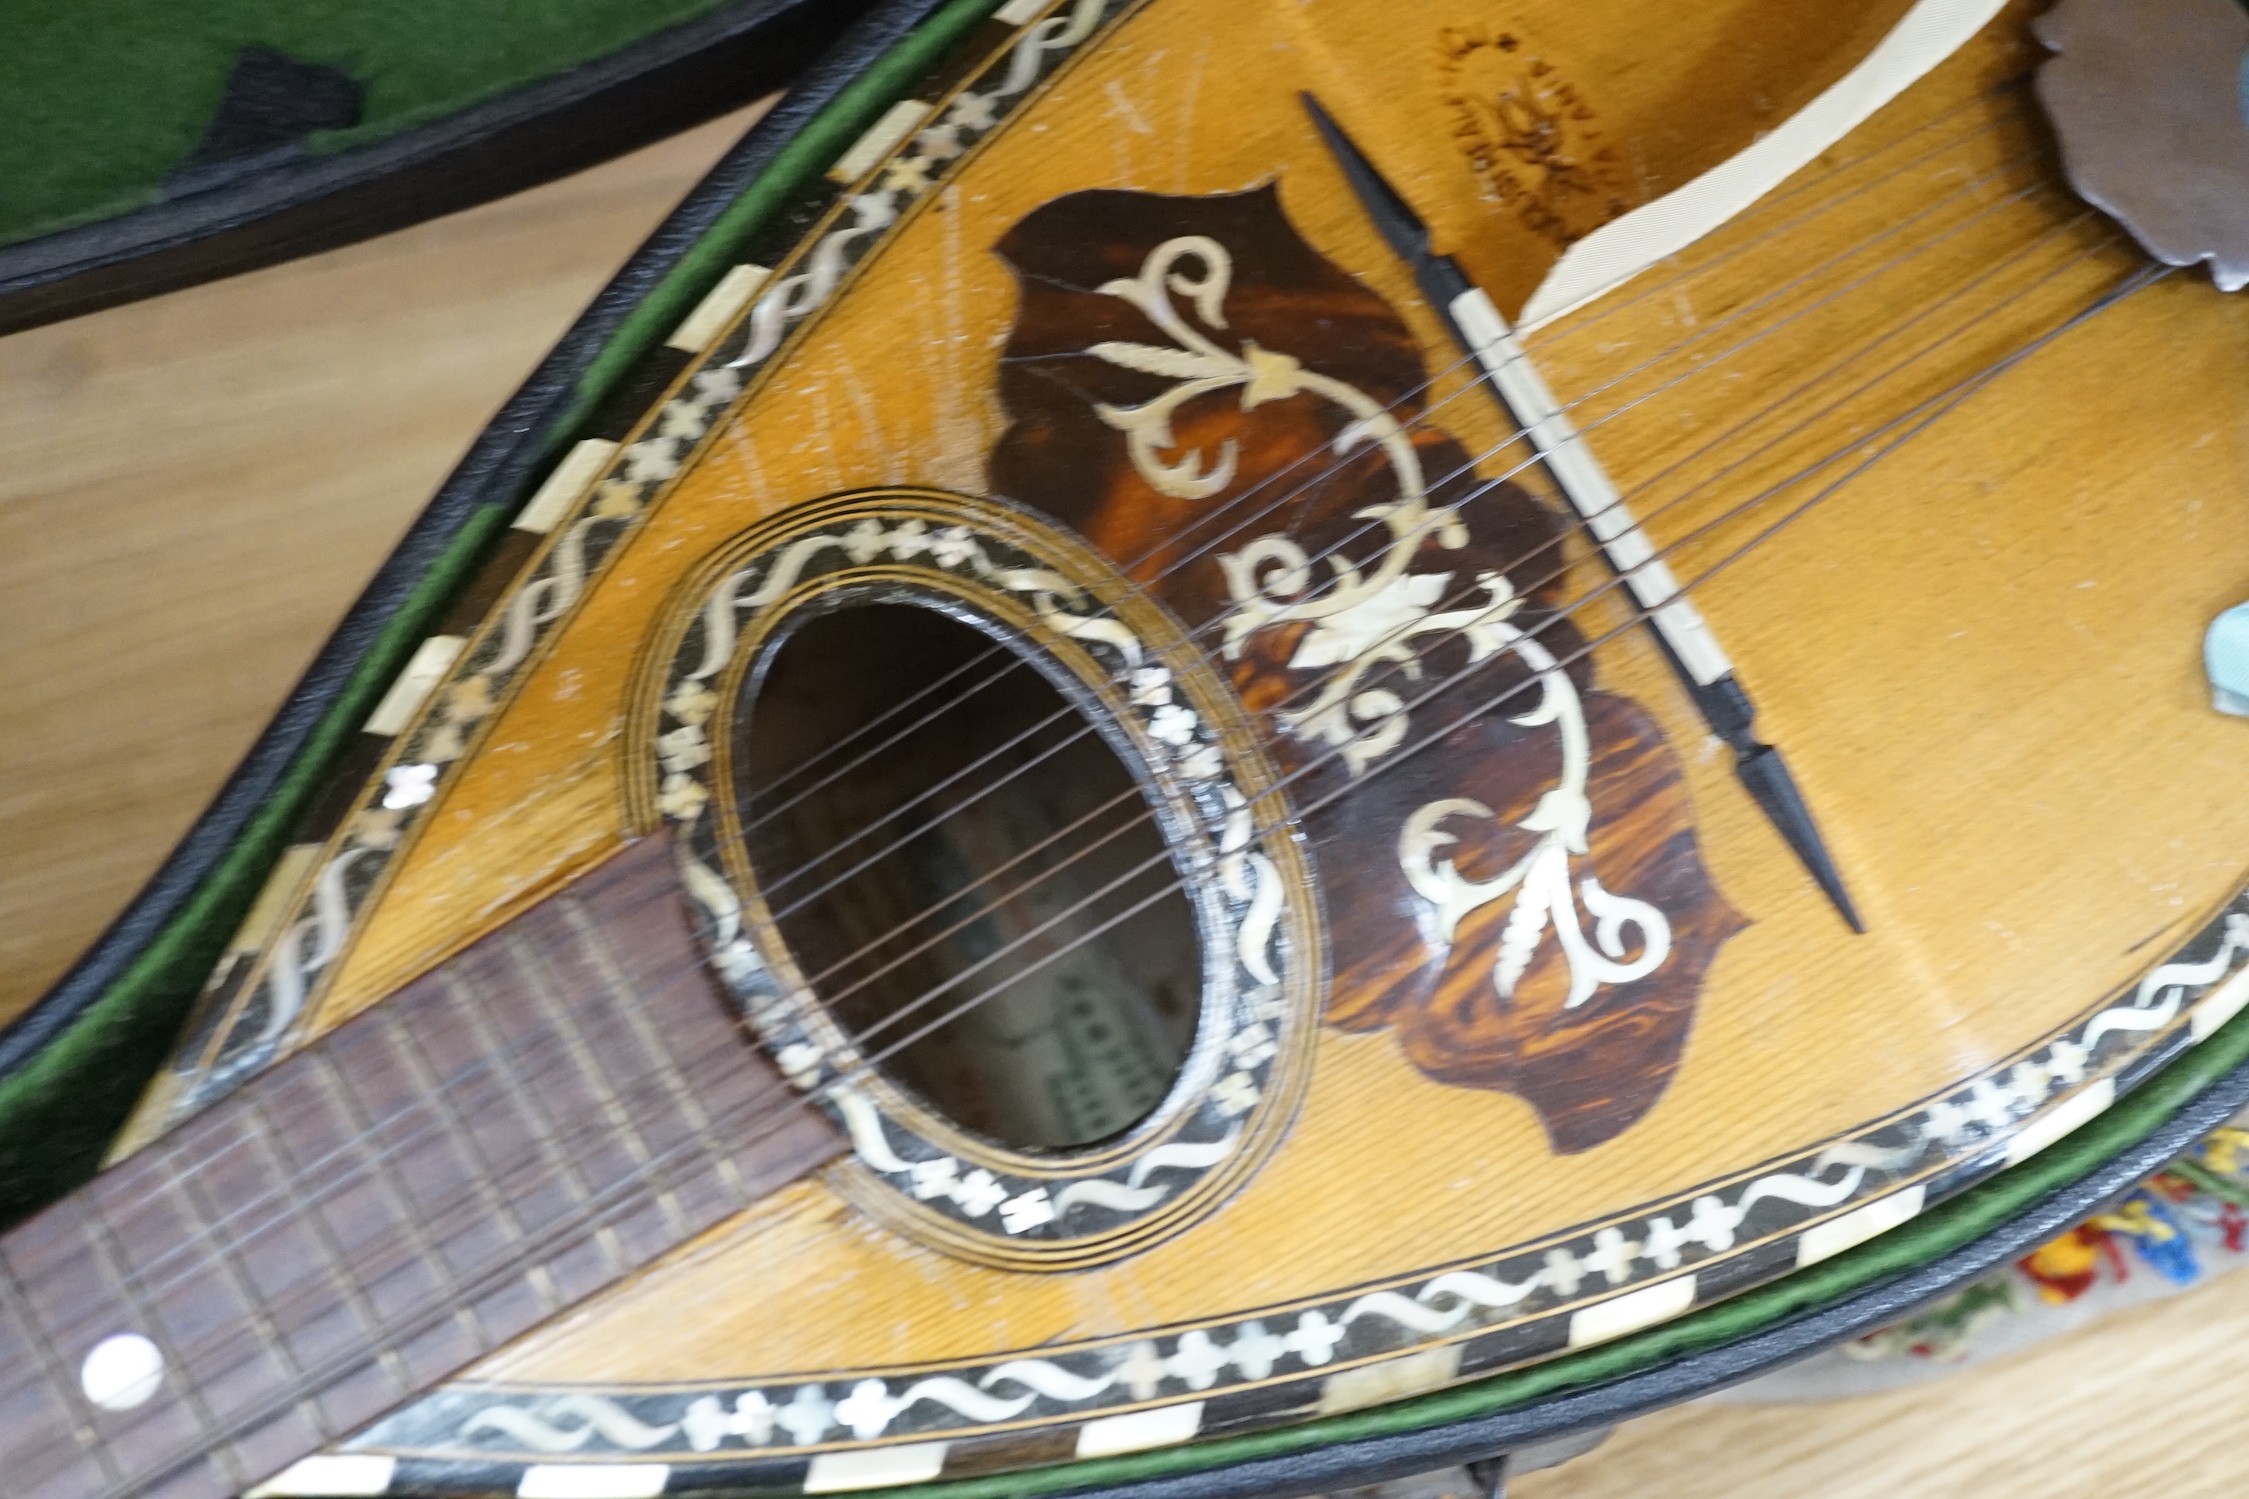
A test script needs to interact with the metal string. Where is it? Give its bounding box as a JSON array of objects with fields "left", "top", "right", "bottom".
[
  {"left": 763, "top": 256, "right": 2166, "bottom": 1074},
  {"left": 1526, "top": 74, "right": 2035, "bottom": 344},
  {"left": 750, "top": 169, "right": 2069, "bottom": 946}
]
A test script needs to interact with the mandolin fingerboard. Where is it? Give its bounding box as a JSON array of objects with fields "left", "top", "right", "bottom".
[{"left": 0, "top": 837, "right": 843, "bottom": 1499}]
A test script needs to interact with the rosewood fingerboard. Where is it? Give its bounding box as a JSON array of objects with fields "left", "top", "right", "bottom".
[{"left": 0, "top": 837, "right": 843, "bottom": 1499}]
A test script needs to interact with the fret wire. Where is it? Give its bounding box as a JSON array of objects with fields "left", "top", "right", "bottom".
[
  {"left": 15, "top": 1002, "right": 773, "bottom": 1474},
  {"left": 556, "top": 897, "right": 752, "bottom": 1207},
  {"left": 119, "top": 877, "right": 670, "bottom": 1260},
  {"left": 74, "top": 102, "right": 2042, "bottom": 1303},
  {"left": 0, "top": 849, "right": 815, "bottom": 1499},
  {"left": 0, "top": 1241, "right": 122, "bottom": 1488},
  {"left": 39, "top": 231, "right": 2123, "bottom": 1465},
  {"left": 170, "top": 88, "right": 2042, "bottom": 1132},
  {"left": 530, "top": 889, "right": 760, "bottom": 1240},
  {"left": 433, "top": 275, "right": 2156, "bottom": 1224},
  {"left": 169, "top": 1132, "right": 338, "bottom": 1476},
  {"left": 10, "top": 1146, "right": 268, "bottom": 1379},
  {"left": 238, "top": 1094, "right": 396, "bottom": 1399},
  {"left": 39, "top": 140, "right": 1988, "bottom": 1330},
  {"left": 87, "top": 930, "right": 697, "bottom": 1318},
  {"left": 4, "top": 73, "right": 2087, "bottom": 1499},
  {"left": 379, "top": 1017, "right": 520, "bottom": 1349},
  {"left": 377, "top": 999, "right": 577, "bottom": 1355},
  {"left": 76, "top": 1183, "right": 249, "bottom": 1496},
  {"left": 507, "top": 920, "right": 685, "bottom": 1241},
  {"left": 285, "top": 995, "right": 753, "bottom": 1332},
  {"left": 121, "top": 1031, "right": 835, "bottom": 1499},
  {"left": 303, "top": 1046, "right": 486, "bottom": 1381},
  {"left": 4, "top": 178, "right": 2042, "bottom": 1393},
  {"left": 438, "top": 953, "right": 598, "bottom": 1210},
  {"left": 74, "top": 980, "right": 744, "bottom": 1390},
  {"left": 434, "top": 957, "right": 607, "bottom": 1299},
  {"left": 99, "top": 884, "right": 711, "bottom": 1352},
  {"left": 173, "top": 1140, "right": 315, "bottom": 1392}
]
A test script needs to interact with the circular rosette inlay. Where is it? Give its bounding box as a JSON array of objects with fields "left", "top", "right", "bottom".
[{"left": 630, "top": 489, "right": 1319, "bottom": 1267}]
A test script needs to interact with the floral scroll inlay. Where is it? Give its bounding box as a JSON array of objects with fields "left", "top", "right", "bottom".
[{"left": 991, "top": 186, "right": 1744, "bottom": 1151}]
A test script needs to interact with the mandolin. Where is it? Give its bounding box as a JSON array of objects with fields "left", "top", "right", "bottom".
[{"left": 6, "top": 0, "right": 2249, "bottom": 1494}]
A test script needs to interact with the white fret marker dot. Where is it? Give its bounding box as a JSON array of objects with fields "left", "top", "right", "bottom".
[{"left": 81, "top": 1333, "right": 163, "bottom": 1411}]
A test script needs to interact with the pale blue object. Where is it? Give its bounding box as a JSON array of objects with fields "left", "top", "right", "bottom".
[{"left": 2206, "top": 601, "right": 2249, "bottom": 716}]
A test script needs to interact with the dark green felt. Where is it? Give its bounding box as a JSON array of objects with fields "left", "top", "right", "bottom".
[{"left": 0, "top": 0, "right": 739, "bottom": 248}]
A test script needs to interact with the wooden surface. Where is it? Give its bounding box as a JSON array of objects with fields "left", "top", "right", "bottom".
[{"left": 4, "top": 34, "right": 2249, "bottom": 1498}]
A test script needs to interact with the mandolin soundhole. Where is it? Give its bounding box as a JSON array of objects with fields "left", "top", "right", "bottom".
[{"left": 735, "top": 600, "right": 1201, "bottom": 1151}]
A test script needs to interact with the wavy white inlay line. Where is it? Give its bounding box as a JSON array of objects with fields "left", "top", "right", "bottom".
[
  {"left": 246, "top": 1455, "right": 398, "bottom": 1497},
  {"left": 1734, "top": 1166, "right": 1869, "bottom": 1216},
  {"left": 832, "top": 1086, "right": 914, "bottom": 1173},
  {"left": 982, "top": 1358, "right": 1118, "bottom": 1402},
  {"left": 1235, "top": 852, "right": 1285, "bottom": 985},
  {"left": 1049, "top": 1177, "right": 1170, "bottom": 1213},
  {"left": 517, "top": 1465, "right": 669, "bottom": 1499},
  {"left": 804, "top": 1442, "right": 950, "bottom": 1492},
  {"left": 1518, "top": 0, "right": 2011, "bottom": 328},
  {"left": 892, "top": 1375, "right": 1034, "bottom": 1424}
]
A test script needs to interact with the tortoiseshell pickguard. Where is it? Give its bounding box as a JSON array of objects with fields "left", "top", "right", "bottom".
[{"left": 989, "top": 185, "right": 1744, "bottom": 1152}]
